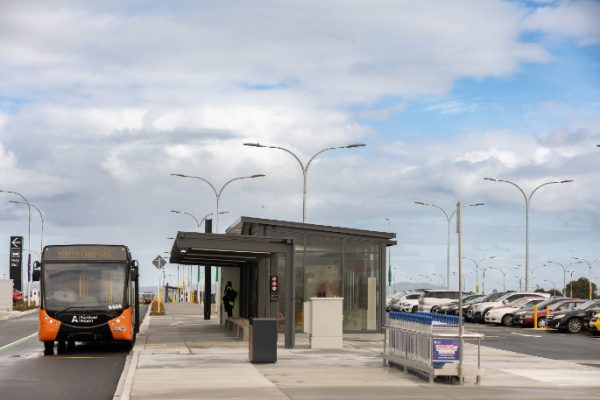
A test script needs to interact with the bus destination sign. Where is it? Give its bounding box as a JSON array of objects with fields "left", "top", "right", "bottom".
[{"left": 43, "top": 245, "right": 128, "bottom": 261}]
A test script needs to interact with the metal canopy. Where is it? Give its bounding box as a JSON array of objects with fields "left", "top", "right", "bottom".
[
  {"left": 169, "top": 231, "right": 293, "bottom": 265},
  {"left": 168, "top": 231, "right": 295, "bottom": 348}
]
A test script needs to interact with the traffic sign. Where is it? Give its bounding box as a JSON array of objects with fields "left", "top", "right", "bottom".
[
  {"left": 9, "top": 236, "right": 23, "bottom": 291},
  {"left": 153, "top": 255, "right": 167, "bottom": 269}
]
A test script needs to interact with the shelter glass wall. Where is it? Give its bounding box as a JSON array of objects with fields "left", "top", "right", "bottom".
[{"left": 261, "top": 226, "right": 383, "bottom": 332}]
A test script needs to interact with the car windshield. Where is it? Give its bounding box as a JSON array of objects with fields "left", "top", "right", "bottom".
[
  {"left": 43, "top": 262, "right": 127, "bottom": 312},
  {"left": 484, "top": 292, "right": 507, "bottom": 302},
  {"left": 464, "top": 295, "right": 486, "bottom": 304},
  {"left": 576, "top": 300, "right": 600, "bottom": 310}
]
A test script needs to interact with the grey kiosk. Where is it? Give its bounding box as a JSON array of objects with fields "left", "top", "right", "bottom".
[{"left": 169, "top": 217, "right": 396, "bottom": 349}]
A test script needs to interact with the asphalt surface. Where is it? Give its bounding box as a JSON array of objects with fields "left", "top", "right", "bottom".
[
  {"left": 0, "top": 305, "right": 148, "bottom": 400},
  {"left": 465, "top": 322, "right": 600, "bottom": 366}
]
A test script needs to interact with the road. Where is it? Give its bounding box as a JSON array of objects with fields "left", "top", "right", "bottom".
[
  {"left": 0, "top": 305, "right": 148, "bottom": 400},
  {"left": 465, "top": 322, "right": 600, "bottom": 367}
]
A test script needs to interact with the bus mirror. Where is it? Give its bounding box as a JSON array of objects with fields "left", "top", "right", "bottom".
[
  {"left": 32, "top": 264, "right": 41, "bottom": 282},
  {"left": 131, "top": 260, "right": 139, "bottom": 268},
  {"left": 130, "top": 263, "right": 139, "bottom": 281}
]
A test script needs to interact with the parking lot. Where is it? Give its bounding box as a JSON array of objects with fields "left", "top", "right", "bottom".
[{"left": 465, "top": 322, "right": 600, "bottom": 366}]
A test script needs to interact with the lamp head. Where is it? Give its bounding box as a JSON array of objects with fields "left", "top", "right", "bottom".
[
  {"left": 243, "top": 142, "right": 264, "bottom": 147},
  {"left": 250, "top": 174, "right": 266, "bottom": 178},
  {"left": 483, "top": 177, "right": 497, "bottom": 181},
  {"left": 171, "top": 173, "right": 186, "bottom": 178},
  {"left": 414, "top": 201, "right": 426, "bottom": 205},
  {"left": 170, "top": 210, "right": 181, "bottom": 214},
  {"left": 560, "top": 179, "right": 574, "bottom": 183},
  {"left": 345, "top": 143, "right": 366, "bottom": 148}
]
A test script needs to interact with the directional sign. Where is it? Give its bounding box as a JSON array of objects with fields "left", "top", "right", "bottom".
[
  {"left": 153, "top": 255, "right": 167, "bottom": 269},
  {"left": 10, "top": 236, "right": 23, "bottom": 291}
]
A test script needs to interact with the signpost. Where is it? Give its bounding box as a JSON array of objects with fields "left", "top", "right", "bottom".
[
  {"left": 153, "top": 255, "right": 167, "bottom": 308},
  {"left": 10, "top": 236, "right": 23, "bottom": 292}
]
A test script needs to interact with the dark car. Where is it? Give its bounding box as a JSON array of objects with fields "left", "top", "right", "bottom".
[
  {"left": 12, "top": 289, "right": 23, "bottom": 303},
  {"left": 465, "top": 292, "right": 509, "bottom": 321},
  {"left": 435, "top": 294, "right": 486, "bottom": 314},
  {"left": 546, "top": 299, "right": 600, "bottom": 333},
  {"left": 513, "top": 297, "right": 575, "bottom": 327}
]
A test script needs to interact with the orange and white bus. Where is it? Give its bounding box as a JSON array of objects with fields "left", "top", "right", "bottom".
[{"left": 32, "top": 244, "right": 139, "bottom": 355}]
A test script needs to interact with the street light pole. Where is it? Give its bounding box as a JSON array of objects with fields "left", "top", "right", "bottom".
[
  {"left": 171, "top": 173, "right": 265, "bottom": 320},
  {"left": 543, "top": 279, "right": 558, "bottom": 296},
  {"left": 10, "top": 201, "right": 44, "bottom": 261},
  {"left": 489, "top": 266, "right": 519, "bottom": 292},
  {"left": 484, "top": 177, "right": 573, "bottom": 291},
  {"left": 547, "top": 260, "right": 582, "bottom": 297},
  {"left": 244, "top": 142, "right": 365, "bottom": 223},
  {"left": 462, "top": 256, "right": 495, "bottom": 294},
  {"left": 1, "top": 190, "right": 32, "bottom": 305},
  {"left": 170, "top": 210, "right": 229, "bottom": 230},
  {"left": 572, "top": 257, "right": 597, "bottom": 300},
  {"left": 171, "top": 174, "right": 265, "bottom": 233},
  {"left": 414, "top": 202, "right": 485, "bottom": 289}
]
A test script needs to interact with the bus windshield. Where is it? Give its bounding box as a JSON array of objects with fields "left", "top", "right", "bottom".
[{"left": 44, "top": 263, "right": 127, "bottom": 312}]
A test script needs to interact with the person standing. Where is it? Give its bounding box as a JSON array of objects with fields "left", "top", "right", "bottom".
[{"left": 222, "top": 281, "right": 237, "bottom": 318}]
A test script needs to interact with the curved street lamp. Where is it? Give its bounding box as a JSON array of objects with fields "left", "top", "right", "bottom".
[
  {"left": 1, "top": 190, "right": 32, "bottom": 305},
  {"left": 489, "top": 266, "right": 519, "bottom": 292},
  {"left": 9, "top": 200, "right": 44, "bottom": 259},
  {"left": 244, "top": 142, "right": 365, "bottom": 223},
  {"left": 484, "top": 177, "right": 573, "bottom": 291},
  {"left": 414, "top": 202, "right": 485, "bottom": 289},
  {"left": 462, "top": 256, "right": 495, "bottom": 294},
  {"left": 543, "top": 279, "right": 559, "bottom": 296},
  {"left": 170, "top": 174, "right": 264, "bottom": 233},
  {"left": 170, "top": 210, "right": 229, "bottom": 230},
  {"left": 547, "top": 260, "right": 582, "bottom": 298},
  {"left": 572, "top": 257, "right": 598, "bottom": 300}
]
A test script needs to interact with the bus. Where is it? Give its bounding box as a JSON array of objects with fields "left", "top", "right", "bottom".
[{"left": 32, "top": 244, "right": 140, "bottom": 355}]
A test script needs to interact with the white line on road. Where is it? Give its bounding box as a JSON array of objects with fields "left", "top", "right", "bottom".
[
  {"left": 0, "top": 332, "right": 38, "bottom": 353},
  {"left": 510, "top": 332, "right": 542, "bottom": 338}
]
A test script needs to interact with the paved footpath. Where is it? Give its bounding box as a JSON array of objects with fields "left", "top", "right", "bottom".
[{"left": 115, "top": 303, "right": 600, "bottom": 400}]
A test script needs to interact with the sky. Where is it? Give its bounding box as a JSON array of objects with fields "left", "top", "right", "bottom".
[{"left": 0, "top": 0, "right": 599, "bottom": 293}]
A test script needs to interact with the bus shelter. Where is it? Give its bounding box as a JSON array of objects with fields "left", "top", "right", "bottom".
[{"left": 169, "top": 232, "right": 295, "bottom": 348}]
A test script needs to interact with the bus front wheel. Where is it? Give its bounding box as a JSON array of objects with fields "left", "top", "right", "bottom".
[{"left": 43, "top": 341, "right": 54, "bottom": 356}]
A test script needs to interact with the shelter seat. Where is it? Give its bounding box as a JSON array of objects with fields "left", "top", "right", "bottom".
[{"left": 226, "top": 317, "right": 249, "bottom": 341}]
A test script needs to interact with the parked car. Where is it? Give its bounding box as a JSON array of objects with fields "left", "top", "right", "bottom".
[
  {"left": 389, "top": 292, "right": 421, "bottom": 312},
  {"left": 484, "top": 297, "right": 546, "bottom": 326},
  {"left": 546, "top": 299, "right": 600, "bottom": 333},
  {"left": 444, "top": 294, "right": 487, "bottom": 315},
  {"left": 470, "top": 291, "right": 549, "bottom": 322},
  {"left": 417, "top": 290, "right": 471, "bottom": 312},
  {"left": 513, "top": 298, "right": 584, "bottom": 327},
  {"left": 12, "top": 289, "right": 23, "bottom": 303},
  {"left": 431, "top": 294, "right": 485, "bottom": 314},
  {"left": 590, "top": 312, "right": 600, "bottom": 334}
]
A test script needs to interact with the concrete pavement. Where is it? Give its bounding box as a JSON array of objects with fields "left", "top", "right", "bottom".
[{"left": 115, "top": 303, "right": 600, "bottom": 400}]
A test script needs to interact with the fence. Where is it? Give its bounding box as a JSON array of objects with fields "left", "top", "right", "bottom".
[{"left": 383, "top": 311, "right": 484, "bottom": 383}]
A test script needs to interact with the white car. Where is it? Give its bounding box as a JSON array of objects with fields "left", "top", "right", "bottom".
[
  {"left": 417, "top": 290, "right": 466, "bottom": 312},
  {"left": 389, "top": 292, "right": 421, "bottom": 312},
  {"left": 470, "top": 292, "right": 549, "bottom": 322},
  {"left": 484, "top": 297, "right": 546, "bottom": 326}
]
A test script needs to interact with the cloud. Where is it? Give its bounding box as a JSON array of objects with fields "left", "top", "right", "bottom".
[
  {"left": 524, "top": 0, "right": 600, "bottom": 46},
  {"left": 0, "top": 0, "right": 551, "bottom": 106}
]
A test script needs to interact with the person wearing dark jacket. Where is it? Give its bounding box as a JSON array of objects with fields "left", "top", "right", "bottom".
[{"left": 222, "top": 281, "right": 237, "bottom": 318}]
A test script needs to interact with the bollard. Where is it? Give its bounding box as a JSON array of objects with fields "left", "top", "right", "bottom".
[{"left": 533, "top": 304, "right": 538, "bottom": 329}]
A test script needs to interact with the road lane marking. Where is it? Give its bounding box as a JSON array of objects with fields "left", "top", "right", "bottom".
[
  {"left": 510, "top": 332, "right": 542, "bottom": 338},
  {"left": 0, "top": 332, "right": 37, "bottom": 353}
]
